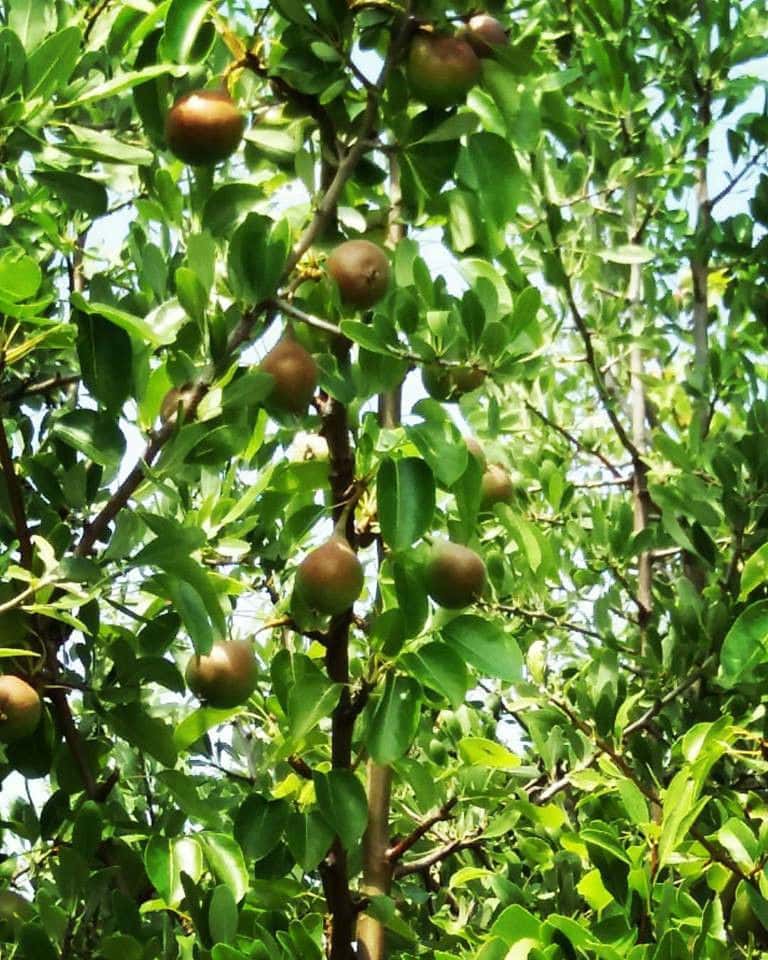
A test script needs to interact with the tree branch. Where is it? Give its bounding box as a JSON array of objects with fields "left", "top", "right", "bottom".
[
  {"left": 386, "top": 796, "right": 458, "bottom": 863},
  {"left": 393, "top": 837, "right": 482, "bottom": 878},
  {"left": 0, "top": 412, "right": 33, "bottom": 568}
]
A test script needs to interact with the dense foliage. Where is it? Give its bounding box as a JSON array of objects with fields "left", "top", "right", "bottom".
[{"left": 0, "top": 0, "right": 766, "bottom": 958}]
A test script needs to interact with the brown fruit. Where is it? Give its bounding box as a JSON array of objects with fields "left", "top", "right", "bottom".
[
  {"left": 0, "top": 675, "right": 41, "bottom": 742},
  {"left": 165, "top": 89, "right": 245, "bottom": 166},
  {"left": 462, "top": 14, "right": 508, "bottom": 56},
  {"left": 327, "top": 240, "right": 390, "bottom": 309},
  {"left": 481, "top": 464, "right": 513, "bottom": 507},
  {"left": 296, "top": 535, "right": 364, "bottom": 615},
  {"left": 185, "top": 640, "right": 258, "bottom": 709},
  {"left": 260, "top": 338, "right": 319, "bottom": 414},
  {"left": 406, "top": 33, "right": 481, "bottom": 108},
  {"left": 425, "top": 541, "right": 486, "bottom": 609}
]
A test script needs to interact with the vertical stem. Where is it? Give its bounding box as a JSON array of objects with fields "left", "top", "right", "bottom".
[
  {"left": 358, "top": 151, "right": 404, "bottom": 960},
  {"left": 627, "top": 181, "right": 652, "bottom": 633},
  {"left": 690, "top": 77, "right": 711, "bottom": 434}
]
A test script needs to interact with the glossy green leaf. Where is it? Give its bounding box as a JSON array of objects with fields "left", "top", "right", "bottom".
[
  {"left": 314, "top": 770, "right": 368, "bottom": 850},
  {"left": 161, "top": 0, "right": 212, "bottom": 63},
  {"left": 24, "top": 26, "right": 81, "bottom": 99},
  {"left": 198, "top": 833, "right": 248, "bottom": 903},
  {"left": 367, "top": 675, "right": 421, "bottom": 764},
  {"left": 0, "top": 29, "right": 25, "bottom": 97},
  {"left": 234, "top": 795, "right": 289, "bottom": 861},
  {"left": 377, "top": 457, "right": 435, "bottom": 552},
  {"left": 173, "top": 706, "right": 242, "bottom": 750},
  {"left": 35, "top": 171, "right": 108, "bottom": 218},
  {"left": 208, "top": 884, "right": 238, "bottom": 945},
  {"left": 286, "top": 811, "right": 334, "bottom": 871},
  {"left": 458, "top": 737, "right": 520, "bottom": 770},
  {"left": 52, "top": 410, "right": 126, "bottom": 470},
  {"left": 144, "top": 835, "right": 203, "bottom": 906},
  {"left": 442, "top": 616, "right": 523, "bottom": 681},
  {"left": 401, "top": 641, "right": 469, "bottom": 708},
  {"left": 718, "top": 600, "right": 768, "bottom": 688}
]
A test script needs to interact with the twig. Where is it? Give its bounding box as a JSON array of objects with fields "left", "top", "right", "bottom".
[
  {"left": 709, "top": 145, "right": 768, "bottom": 210},
  {"left": 0, "top": 413, "right": 33, "bottom": 567},
  {"left": 393, "top": 837, "right": 483, "bottom": 878},
  {"left": 524, "top": 402, "right": 623, "bottom": 477},
  {"left": 386, "top": 797, "right": 458, "bottom": 863}
]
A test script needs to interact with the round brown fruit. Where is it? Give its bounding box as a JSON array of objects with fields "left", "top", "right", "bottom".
[
  {"left": 165, "top": 89, "right": 245, "bottom": 166},
  {"left": 296, "top": 536, "right": 364, "bottom": 616},
  {"left": 0, "top": 675, "right": 41, "bottom": 742},
  {"left": 327, "top": 240, "right": 390, "bottom": 309},
  {"left": 185, "top": 640, "right": 258, "bottom": 709},
  {"left": 462, "top": 14, "right": 508, "bottom": 57},
  {"left": 425, "top": 541, "right": 486, "bottom": 609},
  {"left": 481, "top": 464, "right": 513, "bottom": 507},
  {"left": 260, "top": 338, "right": 319, "bottom": 414},
  {"left": 406, "top": 33, "right": 481, "bottom": 108}
]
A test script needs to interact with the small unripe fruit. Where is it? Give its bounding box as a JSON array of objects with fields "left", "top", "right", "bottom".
[
  {"left": 165, "top": 89, "right": 245, "bottom": 166},
  {"left": 462, "top": 14, "right": 508, "bottom": 57},
  {"left": 422, "top": 364, "right": 486, "bottom": 402},
  {"left": 425, "top": 541, "right": 486, "bottom": 609},
  {"left": 406, "top": 33, "right": 481, "bottom": 108},
  {"left": 0, "top": 675, "right": 41, "bottom": 742},
  {"left": 327, "top": 240, "right": 390, "bottom": 309},
  {"left": 260, "top": 338, "right": 319, "bottom": 414},
  {"left": 481, "top": 464, "right": 513, "bottom": 507},
  {"left": 296, "top": 535, "right": 364, "bottom": 616},
  {"left": 185, "top": 640, "right": 258, "bottom": 709}
]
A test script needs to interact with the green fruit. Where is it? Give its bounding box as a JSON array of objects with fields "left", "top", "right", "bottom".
[
  {"left": 185, "top": 640, "right": 258, "bottom": 709},
  {"left": 428, "top": 738, "right": 448, "bottom": 764},
  {"left": 260, "top": 338, "right": 319, "bottom": 414},
  {"left": 461, "top": 14, "right": 508, "bottom": 57},
  {"left": 422, "top": 364, "right": 486, "bottom": 402},
  {"left": 481, "top": 464, "right": 513, "bottom": 507},
  {"left": 0, "top": 675, "right": 41, "bottom": 742},
  {"left": 327, "top": 239, "right": 390, "bottom": 309},
  {"left": 406, "top": 32, "right": 481, "bottom": 108},
  {"left": 296, "top": 535, "right": 364, "bottom": 615},
  {"left": 165, "top": 89, "right": 245, "bottom": 166},
  {"left": 425, "top": 541, "right": 486, "bottom": 609},
  {"left": 0, "top": 890, "right": 33, "bottom": 940}
]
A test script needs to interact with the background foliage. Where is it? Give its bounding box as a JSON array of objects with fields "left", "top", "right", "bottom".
[{"left": 0, "top": 0, "right": 767, "bottom": 958}]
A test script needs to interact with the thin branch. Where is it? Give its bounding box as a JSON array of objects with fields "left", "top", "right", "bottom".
[
  {"left": 524, "top": 401, "right": 623, "bottom": 477},
  {"left": 486, "top": 601, "right": 603, "bottom": 642},
  {"left": 386, "top": 797, "right": 458, "bottom": 863},
  {"left": 709, "top": 145, "right": 768, "bottom": 210},
  {"left": 1, "top": 373, "right": 80, "bottom": 403},
  {"left": 393, "top": 837, "right": 482, "bottom": 878}
]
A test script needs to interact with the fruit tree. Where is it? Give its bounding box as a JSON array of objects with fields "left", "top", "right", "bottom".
[{"left": 0, "top": 0, "right": 766, "bottom": 959}]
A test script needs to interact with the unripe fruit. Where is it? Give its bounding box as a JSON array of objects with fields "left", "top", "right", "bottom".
[
  {"left": 165, "top": 89, "right": 245, "bottom": 166},
  {"left": 731, "top": 884, "right": 761, "bottom": 941},
  {"left": 260, "top": 338, "right": 319, "bottom": 414},
  {"left": 296, "top": 535, "right": 364, "bottom": 616},
  {"left": 406, "top": 33, "right": 481, "bottom": 108},
  {"left": 0, "top": 675, "right": 41, "bottom": 742},
  {"left": 185, "top": 640, "right": 258, "bottom": 709},
  {"left": 422, "top": 364, "right": 486, "bottom": 402},
  {"left": 462, "top": 14, "right": 508, "bottom": 56},
  {"left": 425, "top": 541, "right": 486, "bottom": 609},
  {"left": 481, "top": 464, "right": 513, "bottom": 507},
  {"left": 327, "top": 240, "right": 390, "bottom": 309}
]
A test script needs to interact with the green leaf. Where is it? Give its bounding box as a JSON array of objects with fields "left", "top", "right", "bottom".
[
  {"left": 108, "top": 703, "right": 177, "bottom": 767},
  {"left": 71, "top": 294, "right": 173, "bottom": 346},
  {"left": 161, "top": 0, "right": 212, "bottom": 63},
  {"left": 286, "top": 810, "right": 334, "bottom": 870},
  {"left": 442, "top": 616, "right": 523, "bottom": 681},
  {"left": 234, "top": 796, "right": 289, "bottom": 861},
  {"left": 367, "top": 674, "right": 421, "bottom": 764},
  {"left": 288, "top": 675, "right": 342, "bottom": 742},
  {"left": 8, "top": 0, "right": 55, "bottom": 48},
  {"left": 718, "top": 600, "right": 768, "bottom": 688},
  {"left": 491, "top": 903, "right": 542, "bottom": 944},
  {"left": 377, "top": 457, "right": 435, "bottom": 552},
  {"left": 58, "top": 123, "right": 154, "bottom": 165},
  {"left": 227, "top": 213, "right": 288, "bottom": 304},
  {"left": 162, "top": 575, "right": 214, "bottom": 654},
  {"left": 408, "top": 417, "right": 469, "bottom": 488},
  {"left": 314, "top": 770, "right": 368, "bottom": 850},
  {"left": 0, "top": 29, "right": 26, "bottom": 98},
  {"left": 76, "top": 312, "right": 132, "bottom": 413},
  {"left": 208, "top": 884, "right": 238, "bottom": 945},
  {"left": 35, "top": 171, "right": 108, "bottom": 218},
  {"left": 401, "top": 641, "right": 469, "bottom": 708},
  {"left": 145, "top": 835, "right": 203, "bottom": 906},
  {"left": 598, "top": 244, "right": 654, "bottom": 264},
  {"left": 52, "top": 410, "right": 126, "bottom": 470},
  {"left": 0, "top": 252, "right": 41, "bottom": 301},
  {"left": 24, "top": 25, "right": 81, "bottom": 100},
  {"left": 202, "top": 183, "right": 264, "bottom": 235},
  {"left": 458, "top": 737, "right": 521, "bottom": 770},
  {"left": 173, "top": 706, "right": 242, "bottom": 751},
  {"left": 716, "top": 817, "right": 757, "bottom": 871},
  {"left": 739, "top": 542, "right": 768, "bottom": 599},
  {"left": 198, "top": 833, "right": 248, "bottom": 903},
  {"left": 61, "top": 63, "right": 186, "bottom": 107}
]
